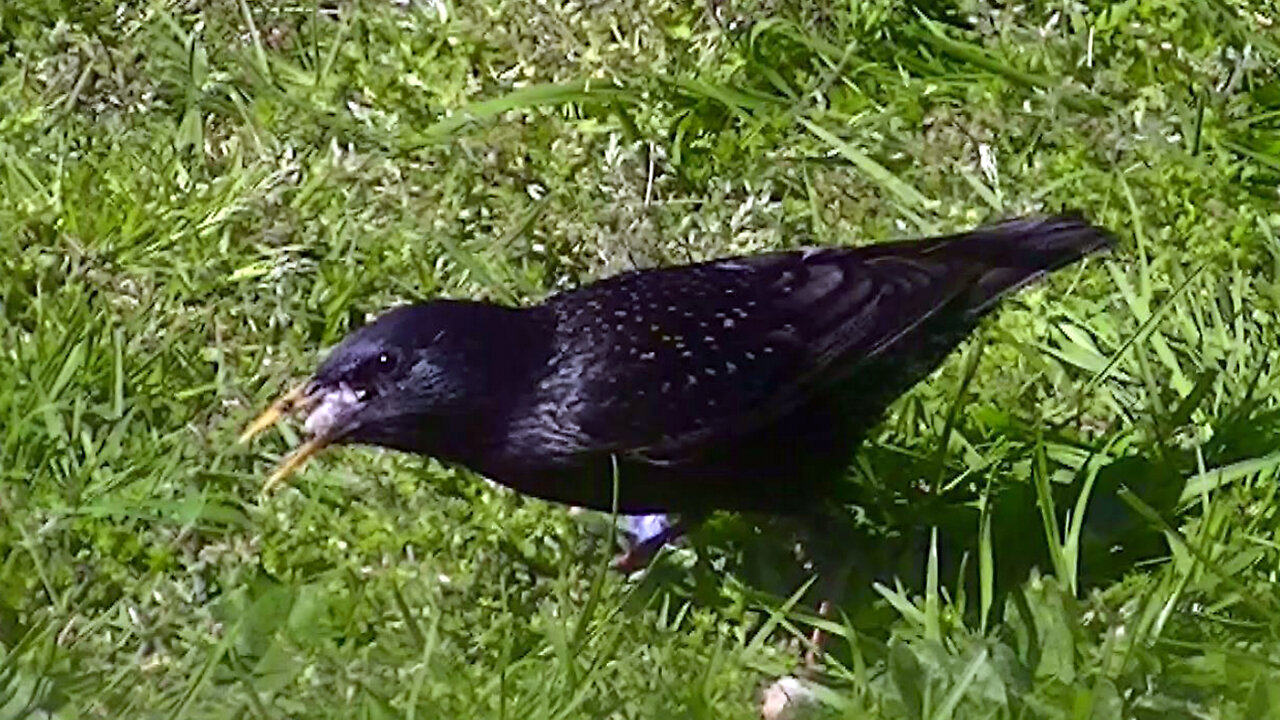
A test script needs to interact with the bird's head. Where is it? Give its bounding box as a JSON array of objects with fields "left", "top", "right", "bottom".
[{"left": 240, "top": 301, "right": 523, "bottom": 492}]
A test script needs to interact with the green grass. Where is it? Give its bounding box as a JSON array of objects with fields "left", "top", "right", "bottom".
[{"left": 2, "top": 0, "right": 1280, "bottom": 717}]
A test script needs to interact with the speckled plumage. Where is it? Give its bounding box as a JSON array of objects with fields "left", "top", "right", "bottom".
[{"left": 264, "top": 214, "right": 1112, "bottom": 516}]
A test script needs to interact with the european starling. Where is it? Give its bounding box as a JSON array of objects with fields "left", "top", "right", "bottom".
[{"left": 242, "top": 214, "right": 1112, "bottom": 555}]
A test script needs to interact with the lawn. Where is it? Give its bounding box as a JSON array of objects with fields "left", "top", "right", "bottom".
[{"left": 2, "top": 0, "right": 1280, "bottom": 717}]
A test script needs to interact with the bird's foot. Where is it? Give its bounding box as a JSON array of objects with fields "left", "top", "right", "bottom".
[
  {"left": 801, "top": 599, "right": 834, "bottom": 674},
  {"left": 760, "top": 598, "right": 833, "bottom": 719},
  {"left": 612, "top": 517, "right": 679, "bottom": 573},
  {"left": 611, "top": 513, "right": 700, "bottom": 573},
  {"left": 611, "top": 545, "right": 656, "bottom": 574}
]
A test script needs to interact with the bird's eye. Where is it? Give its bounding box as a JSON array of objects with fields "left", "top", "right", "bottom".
[
  {"left": 373, "top": 351, "right": 401, "bottom": 375},
  {"left": 353, "top": 351, "right": 399, "bottom": 389}
]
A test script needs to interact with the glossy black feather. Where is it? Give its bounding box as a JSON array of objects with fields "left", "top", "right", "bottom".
[{"left": 306, "top": 214, "right": 1113, "bottom": 515}]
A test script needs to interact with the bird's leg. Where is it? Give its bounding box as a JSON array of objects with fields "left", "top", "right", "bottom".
[
  {"left": 802, "top": 599, "right": 834, "bottom": 671},
  {"left": 798, "top": 511, "right": 854, "bottom": 675},
  {"left": 612, "top": 513, "right": 705, "bottom": 573},
  {"left": 759, "top": 514, "right": 850, "bottom": 720}
]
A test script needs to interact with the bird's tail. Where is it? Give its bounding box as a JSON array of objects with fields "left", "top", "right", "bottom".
[{"left": 930, "top": 212, "right": 1116, "bottom": 314}]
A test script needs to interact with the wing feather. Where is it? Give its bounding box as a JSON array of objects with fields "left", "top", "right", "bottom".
[
  {"left": 506, "top": 214, "right": 1111, "bottom": 466},
  {"left": 510, "top": 248, "right": 973, "bottom": 464}
]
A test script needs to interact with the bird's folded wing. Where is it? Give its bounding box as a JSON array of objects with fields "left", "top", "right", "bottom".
[{"left": 516, "top": 247, "right": 978, "bottom": 465}]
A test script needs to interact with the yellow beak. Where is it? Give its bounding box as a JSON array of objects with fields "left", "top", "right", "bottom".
[
  {"left": 239, "top": 383, "right": 311, "bottom": 445},
  {"left": 260, "top": 434, "right": 334, "bottom": 494},
  {"left": 241, "top": 383, "right": 329, "bottom": 494}
]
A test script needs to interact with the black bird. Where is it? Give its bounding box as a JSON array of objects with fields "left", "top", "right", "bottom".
[{"left": 242, "top": 214, "right": 1112, "bottom": 566}]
